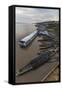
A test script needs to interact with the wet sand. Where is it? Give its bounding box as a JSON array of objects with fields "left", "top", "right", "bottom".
[
  {"left": 15, "top": 23, "right": 42, "bottom": 83},
  {"left": 15, "top": 23, "right": 59, "bottom": 83},
  {"left": 45, "top": 67, "right": 59, "bottom": 81}
]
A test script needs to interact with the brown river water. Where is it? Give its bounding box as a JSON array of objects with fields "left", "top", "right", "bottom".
[
  {"left": 15, "top": 23, "right": 45, "bottom": 83},
  {"left": 15, "top": 23, "right": 59, "bottom": 83}
]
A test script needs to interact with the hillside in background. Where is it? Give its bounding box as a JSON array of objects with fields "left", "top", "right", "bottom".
[{"left": 35, "top": 21, "right": 59, "bottom": 41}]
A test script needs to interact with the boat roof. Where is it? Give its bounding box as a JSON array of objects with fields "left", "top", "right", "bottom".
[{"left": 21, "top": 31, "right": 37, "bottom": 42}]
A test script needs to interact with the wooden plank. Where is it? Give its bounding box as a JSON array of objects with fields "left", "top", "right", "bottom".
[
  {"left": 45, "top": 67, "right": 59, "bottom": 81},
  {"left": 41, "top": 61, "right": 59, "bottom": 81}
]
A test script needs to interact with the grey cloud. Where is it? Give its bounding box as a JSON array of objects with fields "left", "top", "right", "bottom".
[{"left": 16, "top": 7, "right": 59, "bottom": 23}]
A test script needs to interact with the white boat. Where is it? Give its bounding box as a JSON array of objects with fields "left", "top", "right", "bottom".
[{"left": 18, "top": 30, "right": 38, "bottom": 47}]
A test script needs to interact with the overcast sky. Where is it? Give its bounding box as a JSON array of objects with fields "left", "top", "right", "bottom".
[{"left": 16, "top": 7, "right": 59, "bottom": 23}]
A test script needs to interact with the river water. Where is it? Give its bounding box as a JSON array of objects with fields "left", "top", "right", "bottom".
[{"left": 15, "top": 23, "right": 44, "bottom": 83}]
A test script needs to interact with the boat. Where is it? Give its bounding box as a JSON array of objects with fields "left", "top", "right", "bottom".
[{"left": 18, "top": 30, "right": 38, "bottom": 47}]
